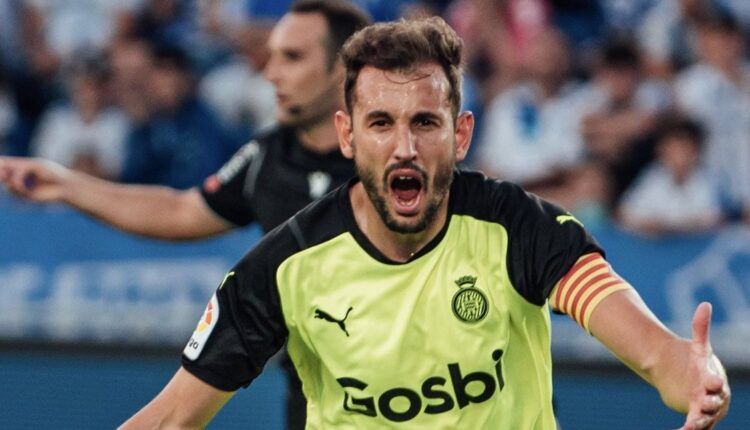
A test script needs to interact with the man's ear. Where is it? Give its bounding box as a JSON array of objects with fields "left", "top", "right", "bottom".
[
  {"left": 335, "top": 111, "right": 354, "bottom": 159},
  {"left": 454, "top": 111, "right": 475, "bottom": 162}
]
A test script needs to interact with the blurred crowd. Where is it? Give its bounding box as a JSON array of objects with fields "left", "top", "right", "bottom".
[{"left": 1, "top": 0, "right": 749, "bottom": 236}]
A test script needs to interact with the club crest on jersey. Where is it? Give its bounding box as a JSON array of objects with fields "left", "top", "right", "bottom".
[{"left": 452, "top": 275, "right": 488, "bottom": 323}]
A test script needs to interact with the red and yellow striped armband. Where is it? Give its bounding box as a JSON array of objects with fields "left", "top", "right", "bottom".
[{"left": 549, "top": 253, "right": 632, "bottom": 333}]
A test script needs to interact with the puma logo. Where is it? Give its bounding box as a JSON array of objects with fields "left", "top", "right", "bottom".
[{"left": 315, "top": 307, "right": 354, "bottom": 337}]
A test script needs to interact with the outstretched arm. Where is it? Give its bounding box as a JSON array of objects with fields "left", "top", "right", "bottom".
[
  {"left": 0, "top": 156, "right": 231, "bottom": 240},
  {"left": 550, "top": 253, "right": 730, "bottom": 429},
  {"left": 119, "top": 367, "right": 235, "bottom": 430},
  {"left": 588, "top": 291, "right": 730, "bottom": 430}
]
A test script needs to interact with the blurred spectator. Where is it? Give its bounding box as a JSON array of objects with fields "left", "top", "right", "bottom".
[
  {"left": 0, "top": 0, "right": 25, "bottom": 72},
  {"left": 637, "top": 0, "right": 722, "bottom": 78},
  {"left": 475, "top": 28, "right": 590, "bottom": 190},
  {"left": 354, "top": 0, "right": 428, "bottom": 22},
  {"left": 127, "top": 0, "right": 196, "bottom": 51},
  {"left": 108, "top": 39, "right": 155, "bottom": 126},
  {"left": 193, "top": 0, "right": 257, "bottom": 70},
  {"left": 8, "top": 2, "right": 69, "bottom": 156},
  {"left": 0, "top": 65, "right": 19, "bottom": 155},
  {"left": 245, "top": 0, "right": 294, "bottom": 20},
  {"left": 716, "top": 0, "right": 750, "bottom": 27},
  {"left": 601, "top": 0, "right": 657, "bottom": 35},
  {"left": 21, "top": 0, "right": 140, "bottom": 65},
  {"left": 564, "top": 160, "right": 613, "bottom": 229},
  {"left": 673, "top": 12, "right": 750, "bottom": 217},
  {"left": 398, "top": 1, "right": 442, "bottom": 20},
  {"left": 198, "top": 0, "right": 243, "bottom": 34},
  {"left": 549, "top": 0, "right": 606, "bottom": 74},
  {"left": 120, "top": 45, "right": 240, "bottom": 189},
  {"left": 505, "top": 0, "right": 551, "bottom": 71},
  {"left": 618, "top": 116, "right": 722, "bottom": 236},
  {"left": 30, "top": 56, "right": 129, "bottom": 179},
  {"left": 455, "top": 1, "right": 513, "bottom": 111},
  {"left": 580, "top": 38, "right": 669, "bottom": 202},
  {"left": 199, "top": 23, "right": 276, "bottom": 140}
]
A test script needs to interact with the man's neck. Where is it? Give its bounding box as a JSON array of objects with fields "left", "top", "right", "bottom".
[
  {"left": 295, "top": 119, "right": 340, "bottom": 154},
  {"left": 349, "top": 183, "right": 449, "bottom": 263}
]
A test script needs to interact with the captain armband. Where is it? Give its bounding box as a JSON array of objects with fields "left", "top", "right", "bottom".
[{"left": 549, "top": 253, "right": 633, "bottom": 333}]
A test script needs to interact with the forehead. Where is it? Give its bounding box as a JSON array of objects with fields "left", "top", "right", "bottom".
[
  {"left": 268, "top": 12, "right": 329, "bottom": 52},
  {"left": 352, "top": 64, "right": 452, "bottom": 116}
]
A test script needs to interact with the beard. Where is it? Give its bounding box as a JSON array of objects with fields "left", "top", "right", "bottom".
[
  {"left": 278, "top": 103, "right": 332, "bottom": 129},
  {"left": 278, "top": 82, "right": 340, "bottom": 129},
  {"left": 355, "top": 146, "right": 455, "bottom": 234}
]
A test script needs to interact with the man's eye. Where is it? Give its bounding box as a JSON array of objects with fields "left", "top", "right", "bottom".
[{"left": 370, "top": 120, "right": 389, "bottom": 127}]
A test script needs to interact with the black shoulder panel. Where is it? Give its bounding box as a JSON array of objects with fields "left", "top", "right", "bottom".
[
  {"left": 451, "top": 170, "right": 603, "bottom": 305},
  {"left": 182, "top": 184, "right": 350, "bottom": 390}
]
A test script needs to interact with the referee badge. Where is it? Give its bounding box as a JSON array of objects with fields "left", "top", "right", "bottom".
[{"left": 452, "top": 275, "right": 488, "bottom": 323}]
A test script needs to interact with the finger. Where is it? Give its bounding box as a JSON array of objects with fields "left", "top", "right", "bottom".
[
  {"left": 8, "top": 166, "right": 37, "bottom": 195},
  {"left": 8, "top": 167, "right": 30, "bottom": 191},
  {"left": 683, "top": 415, "right": 714, "bottom": 430},
  {"left": 701, "top": 354, "right": 727, "bottom": 398},
  {"left": 713, "top": 380, "right": 731, "bottom": 420},
  {"left": 704, "top": 373, "right": 724, "bottom": 394},
  {"left": 0, "top": 159, "right": 13, "bottom": 182},
  {"left": 700, "top": 394, "right": 723, "bottom": 415},
  {"left": 692, "top": 302, "right": 712, "bottom": 347}
]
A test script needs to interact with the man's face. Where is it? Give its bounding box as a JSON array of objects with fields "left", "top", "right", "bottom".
[
  {"left": 526, "top": 29, "right": 569, "bottom": 84},
  {"left": 336, "top": 64, "right": 473, "bottom": 234},
  {"left": 600, "top": 67, "right": 638, "bottom": 104},
  {"left": 150, "top": 64, "right": 189, "bottom": 112},
  {"left": 264, "top": 12, "right": 342, "bottom": 128},
  {"left": 697, "top": 28, "right": 743, "bottom": 68},
  {"left": 659, "top": 135, "right": 700, "bottom": 181}
]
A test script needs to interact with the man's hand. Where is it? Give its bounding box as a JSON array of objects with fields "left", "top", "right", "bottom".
[
  {"left": 0, "top": 156, "right": 72, "bottom": 202},
  {"left": 678, "top": 302, "right": 731, "bottom": 430}
]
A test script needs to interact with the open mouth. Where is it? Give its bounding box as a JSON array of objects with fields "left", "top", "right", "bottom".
[{"left": 388, "top": 169, "right": 424, "bottom": 215}]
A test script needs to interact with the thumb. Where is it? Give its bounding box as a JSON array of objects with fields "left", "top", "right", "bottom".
[{"left": 691, "top": 302, "right": 712, "bottom": 348}]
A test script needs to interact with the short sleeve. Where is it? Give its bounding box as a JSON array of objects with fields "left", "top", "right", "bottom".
[
  {"left": 181, "top": 239, "right": 288, "bottom": 391},
  {"left": 502, "top": 184, "right": 603, "bottom": 305},
  {"left": 200, "top": 140, "right": 263, "bottom": 226}
]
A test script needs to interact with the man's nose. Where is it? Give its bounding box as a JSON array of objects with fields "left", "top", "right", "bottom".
[
  {"left": 263, "top": 57, "right": 280, "bottom": 84},
  {"left": 393, "top": 125, "right": 418, "bottom": 161}
]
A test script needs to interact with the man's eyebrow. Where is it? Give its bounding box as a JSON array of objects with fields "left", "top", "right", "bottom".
[
  {"left": 412, "top": 111, "right": 442, "bottom": 122},
  {"left": 280, "top": 47, "right": 304, "bottom": 57},
  {"left": 364, "top": 110, "right": 392, "bottom": 121}
]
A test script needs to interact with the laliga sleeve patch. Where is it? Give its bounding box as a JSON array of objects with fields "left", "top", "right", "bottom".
[{"left": 184, "top": 293, "right": 220, "bottom": 361}]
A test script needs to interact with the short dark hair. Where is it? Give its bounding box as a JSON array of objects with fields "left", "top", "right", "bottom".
[
  {"left": 658, "top": 114, "right": 705, "bottom": 150},
  {"left": 341, "top": 17, "right": 463, "bottom": 119},
  {"left": 290, "top": 0, "right": 371, "bottom": 69},
  {"left": 600, "top": 38, "right": 640, "bottom": 70},
  {"left": 68, "top": 51, "right": 111, "bottom": 84},
  {"left": 153, "top": 45, "right": 191, "bottom": 73},
  {"left": 695, "top": 10, "right": 742, "bottom": 35}
]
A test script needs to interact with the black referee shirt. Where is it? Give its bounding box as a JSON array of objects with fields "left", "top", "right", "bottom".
[{"left": 200, "top": 126, "right": 354, "bottom": 231}]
